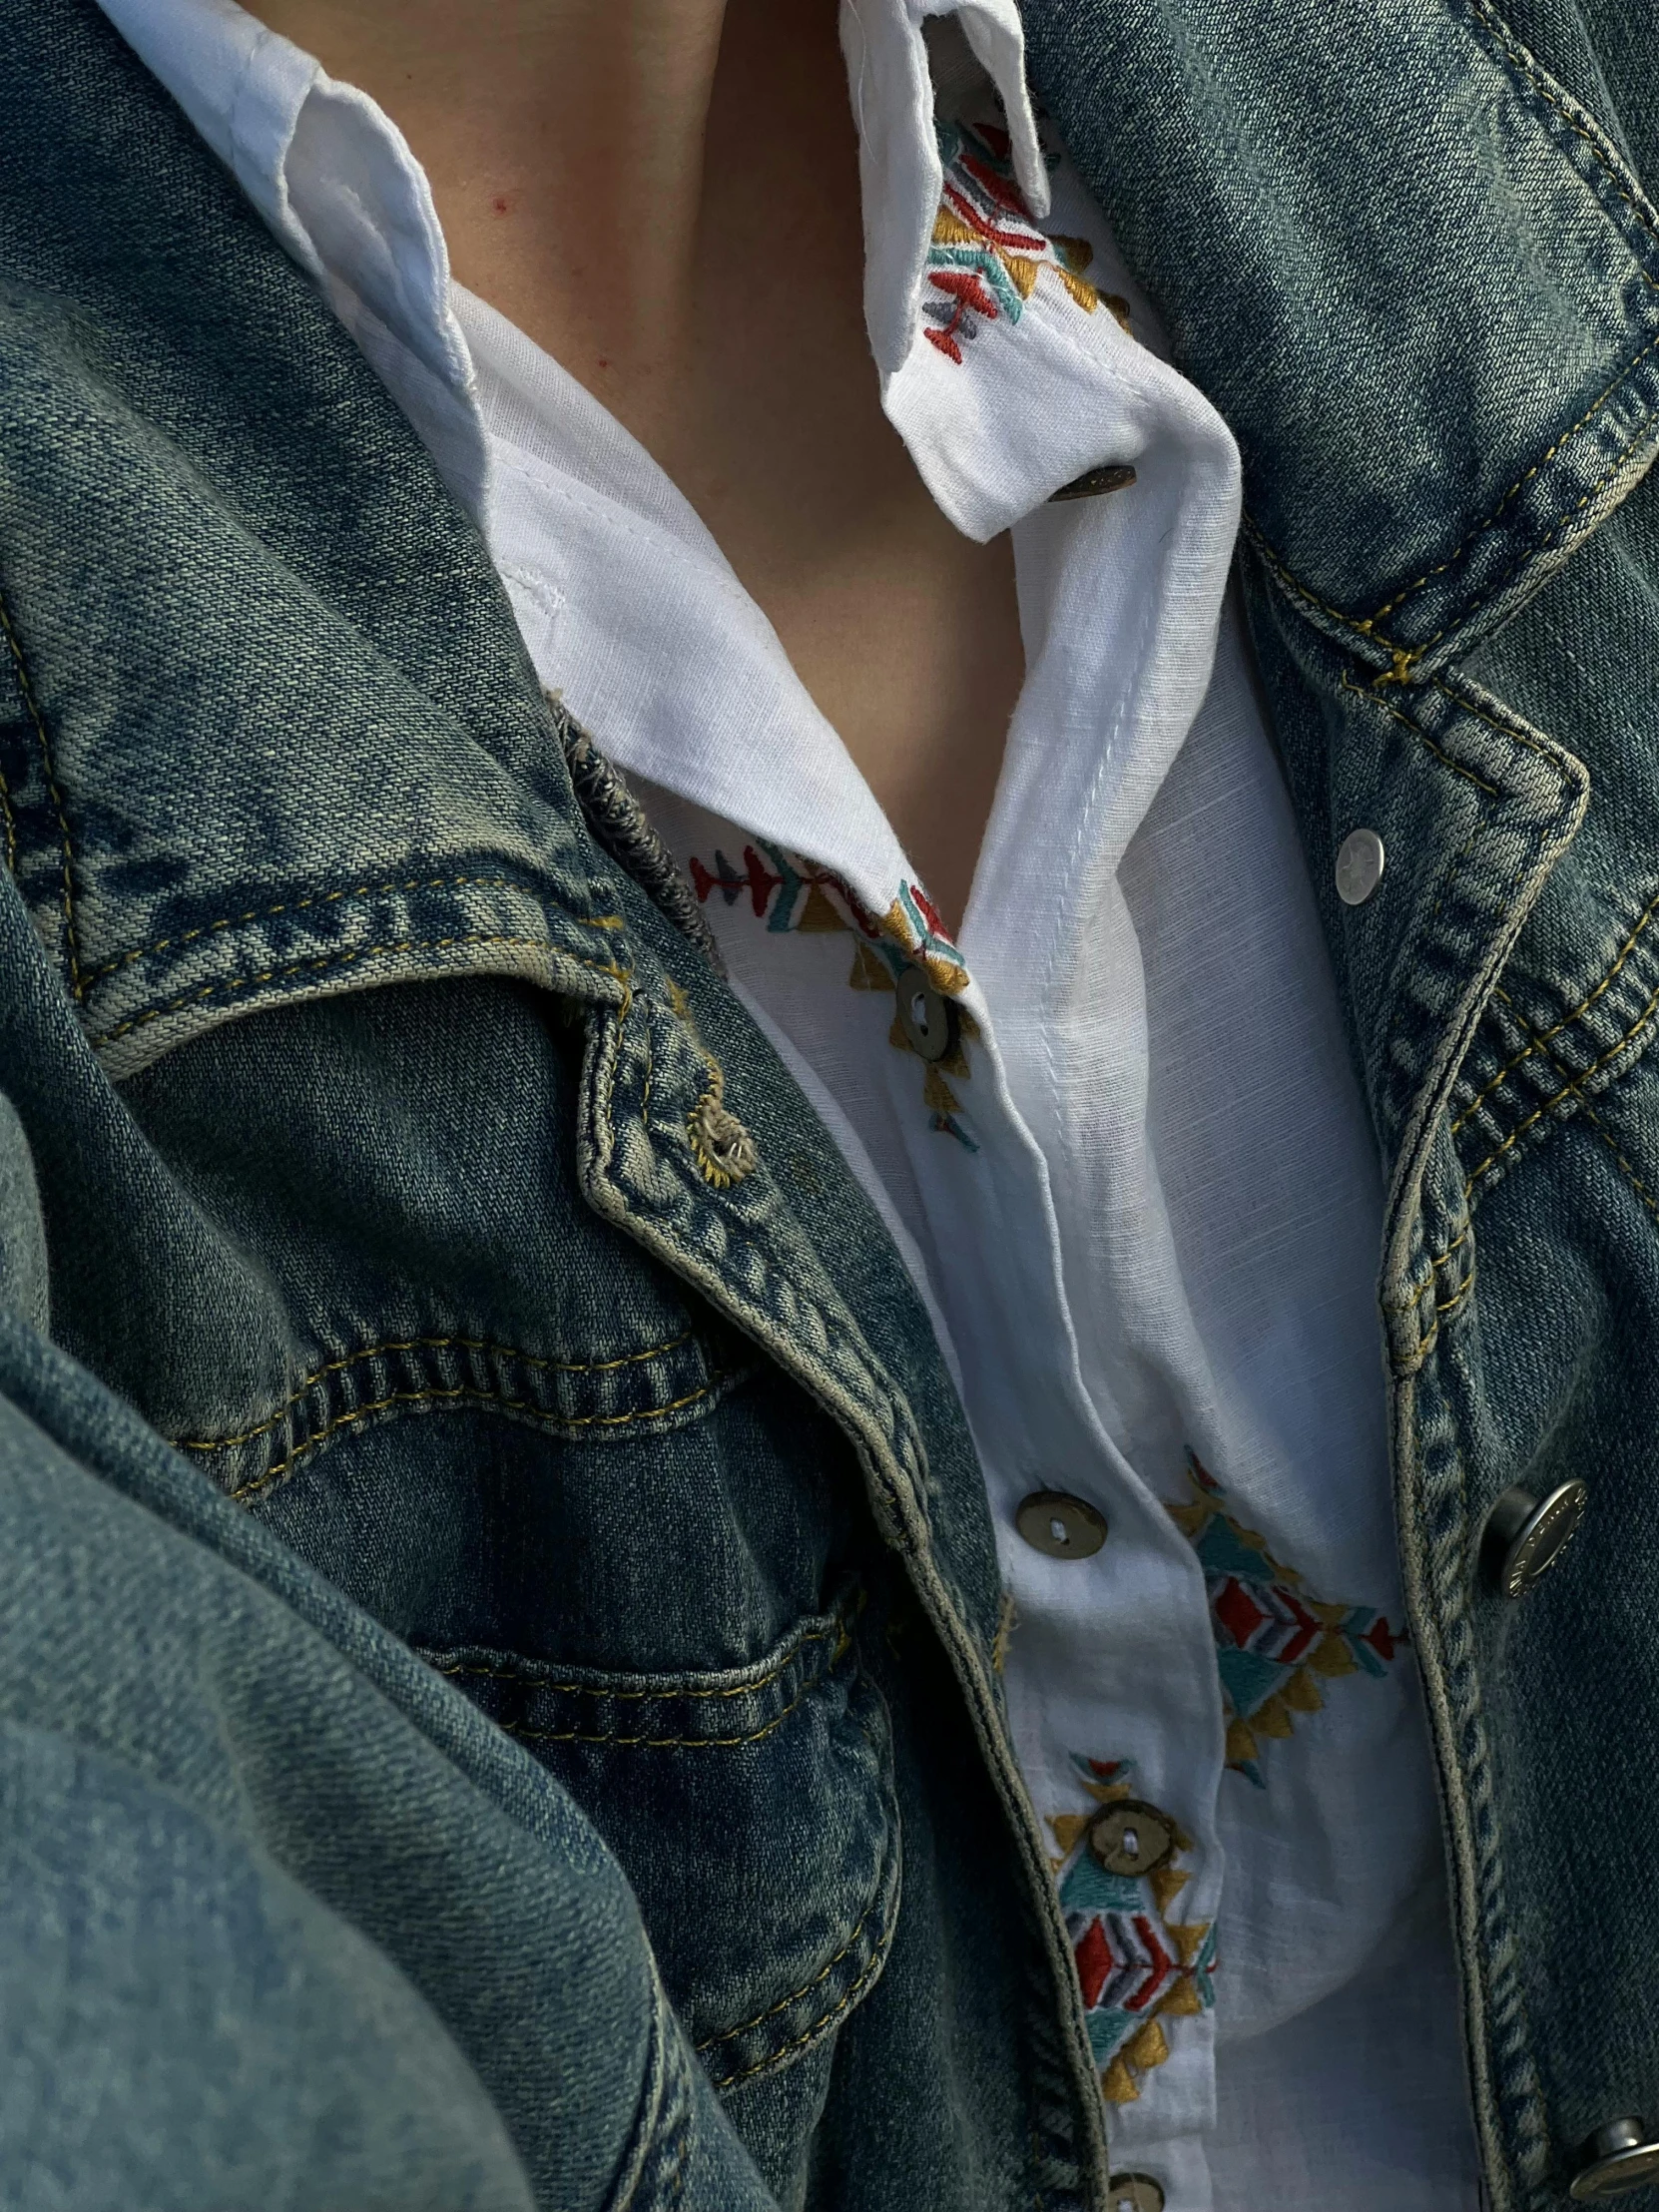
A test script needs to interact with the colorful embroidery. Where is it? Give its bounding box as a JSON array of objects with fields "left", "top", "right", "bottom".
[
  {"left": 1168, "top": 1455, "right": 1406, "bottom": 1787},
  {"left": 1049, "top": 1754, "right": 1217, "bottom": 2106},
  {"left": 689, "top": 839, "right": 981, "bottom": 1148},
  {"left": 925, "top": 120, "right": 1125, "bottom": 362}
]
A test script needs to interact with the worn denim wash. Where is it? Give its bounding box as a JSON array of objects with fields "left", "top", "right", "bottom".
[{"left": 2, "top": 0, "right": 1658, "bottom": 2206}]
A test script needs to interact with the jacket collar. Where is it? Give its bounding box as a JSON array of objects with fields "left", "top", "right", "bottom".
[{"left": 1, "top": 0, "right": 630, "bottom": 1080}]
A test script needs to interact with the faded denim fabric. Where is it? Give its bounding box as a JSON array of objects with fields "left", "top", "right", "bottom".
[
  {"left": 0, "top": 1, "right": 1111, "bottom": 2207},
  {"left": 1018, "top": 2, "right": 1659, "bottom": 2206}
]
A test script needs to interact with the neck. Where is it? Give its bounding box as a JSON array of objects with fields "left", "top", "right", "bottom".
[{"left": 253, "top": 0, "right": 731, "bottom": 446}]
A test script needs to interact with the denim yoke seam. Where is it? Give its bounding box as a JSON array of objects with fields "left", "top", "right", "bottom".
[
  {"left": 215, "top": 1368, "right": 734, "bottom": 1504},
  {"left": 0, "top": 581, "right": 81, "bottom": 995},
  {"left": 172, "top": 1329, "right": 700, "bottom": 1453},
  {"left": 90, "top": 933, "right": 633, "bottom": 1048},
  {"left": 1488, "top": 990, "right": 1659, "bottom": 1235},
  {"left": 1451, "top": 886, "right": 1659, "bottom": 1135},
  {"left": 1460, "top": 969, "right": 1659, "bottom": 1197},
  {"left": 491, "top": 1634, "right": 843, "bottom": 1752},
  {"left": 1243, "top": 343, "right": 1659, "bottom": 673}
]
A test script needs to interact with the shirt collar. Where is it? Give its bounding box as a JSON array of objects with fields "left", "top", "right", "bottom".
[
  {"left": 95, "top": 0, "right": 483, "bottom": 501},
  {"left": 94, "top": 0, "right": 1045, "bottom": 458}
]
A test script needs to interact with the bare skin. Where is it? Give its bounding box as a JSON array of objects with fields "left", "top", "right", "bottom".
[{"left": 254, "top": 0, "right": 1024, "bottom": 933}]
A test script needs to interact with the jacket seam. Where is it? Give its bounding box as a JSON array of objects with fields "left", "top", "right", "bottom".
[
  {"left": 1368, "top": 336, "right": 1659, "bottom": 630},
  {"left": 224, "top": 1371, "right": 735, "bottom": 1502},
  {"left": 1462, "top": 973, "right": 1659, "bottom": 1196},
  {"left": 1405, "top": 398, "right": 1659, "bottom": 656},
  {"left": 1340, "top": 673, "right": 1500, "bottom": 794},
  {"left": 0, "top": 582, "right": 81, "bottom": 997},
  {"left": 611, "top": 990, "right": 914, "bottom": 1537},
  {"left": 1243, "top": 341, "right": 1659, "bottom": 663},
  {"left": 1452, "top": 892, "right": 1659, "bottom": 1133},
  {"left": 430, "top": 1618, "right": 845, "bottom": 1707},
  {"left": 1462, "top": 0, "right": 1659, "bottom": 262},
  {"left": 1479, "top": 991, "right": 1659, "bottom": 1237},
  {"left": 80, "top": 870, "right": 621, "bottom": 985},
  {"left": 89, "top": 932, "right": 631, "bottom": 1046},
  {"left": 693, "top": 1886, "right": 885, "bottom": 2054},
  {"left": 699, "top": 1902, "right": 900, "bottom": 2090},
  {"left": 173, "top": 1328, "right": 699, "bottom": 1452},
  {"left": 498, "top": 1667, "right": 823, "bottom": 1752}
]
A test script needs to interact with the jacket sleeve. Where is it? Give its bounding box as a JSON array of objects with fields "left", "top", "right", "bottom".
[{"left": 0, "top": 1092, "right": 776, "bottom": 2212}]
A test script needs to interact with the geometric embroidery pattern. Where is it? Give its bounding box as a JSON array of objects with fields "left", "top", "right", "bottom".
[
  {"left": 1167, "top": 1454, "right": 1407, "bottom": 1788},
  {"left": 925, "top": 119, "right": 1124, "bottom": 363},
  {"left": 1049, "top": 1754, "right": 1217, "bottom": 2106},
  {"left": 688, "top": 838, "right": 981, "bottom": 1147}
]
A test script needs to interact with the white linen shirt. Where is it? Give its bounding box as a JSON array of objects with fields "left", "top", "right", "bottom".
[{"left": 96, "top": 0, "right": 1484, "bottom": 2203}]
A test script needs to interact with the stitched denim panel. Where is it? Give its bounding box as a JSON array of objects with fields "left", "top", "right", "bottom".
[
  {"left": 0, "top": 845, "right": 1104, "bottom": 2209},
  {"left": 1023, "top": 0, "right": 1659, "bottom": 664},
  {"left": 420, "top": 1585, "right": 903, "bottom": 2097},
  {"left": 1452, "top": 461, "right": 1659, "bottom": 1198},
  {"left": 1395, "top": 1089, "right": 1659, "bottom": 2210},
  {"left": 0, "top": 1302, "right": 788, "bottom": 2212},
  {"left": 0, "top": 0, "right": 1128, "bottom": 2196},
  {"left": 1026, "top": 2, "right": 1659, "bottom": 2189}
]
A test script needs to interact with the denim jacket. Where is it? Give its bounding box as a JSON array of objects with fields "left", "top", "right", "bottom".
[{"left": 2, "top": 2, "right": 1658, "bottom": 2210}]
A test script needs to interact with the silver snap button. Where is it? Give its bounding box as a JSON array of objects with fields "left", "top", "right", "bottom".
[
  {"left": 893, "top": 963, "right": 954, "bottom": 1064},
  {"left": 1480, "top": 1480, "right": 1587, "bottom": 1599},
  {"left": 1336, "top": 827, "right": 1386, "bottom": 905},
  {"left": 1014, "top": 1489, "right": 1107, "bottom": 1559},
  {"left": 1088, "top": 1799, "right": 1176, "bottom": 1879},
  {"left": 1049, "top": 462, "right": 1138, "bottom": 503},
  {"left": 1571, "top": 2119, "right": 1659, "bottom": 2199},
  {"left": 1108, "top": 2176, "right": 1165, "bottom": 2212}
]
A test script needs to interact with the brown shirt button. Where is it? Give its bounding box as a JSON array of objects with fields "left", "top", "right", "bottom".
[
  {"left": 1014, "top": 1490, "right": 1107, "bottom": 1559},
  {"left": 1049, "top": 462, "right": 1138, "bottom": 503},
  {"left": 1108, "top": 2175, "right": 1165, "bottom": 2212},
  {"left": 1088, "top": 1800, "right": 1176, "bottom": 1878}
]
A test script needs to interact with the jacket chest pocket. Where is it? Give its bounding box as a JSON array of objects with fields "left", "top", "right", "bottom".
[{"left": 418, "top": 1580, "right": 900, "bottom": 2092}]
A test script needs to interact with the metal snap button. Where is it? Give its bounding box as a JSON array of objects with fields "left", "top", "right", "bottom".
[
  {"left": 1014, "top": 1489, "right": 1107, "bottom": 1559},
  {"left": 894, "top": 963, "right": 955, "bottom": 1064},
  {"left": 1336, "top": 827, "right": 1386, "bottom": 905},
  {"left": 1049, "top": 462, "right": 1138, "bottom": 503},
  {"left": 1480, "top": 1480, "right": 1587, "bottom": 1599},
  {"left": 1088, "top": 1799, "right": 1176, "bottom": 1879},
  {"left": 1571, "top": 2118, "right": 1659, "bottom": 2199},
  {"left": 1107, "top": 2175, "right": 1165, "bottom": 2212}
]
